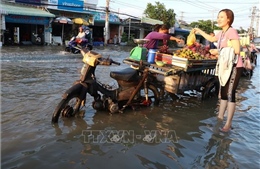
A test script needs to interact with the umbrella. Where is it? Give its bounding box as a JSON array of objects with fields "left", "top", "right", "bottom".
[
  {"left": 53, "top": 16, "right": 73, "bottom": 42},
  {"left": 72, "top": 18, "right": 89, "bottom": 26}
]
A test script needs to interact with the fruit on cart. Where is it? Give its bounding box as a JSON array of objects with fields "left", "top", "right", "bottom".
[
  {"left": 174, "top": 42, "right": 217, "bottom": 60},
  {"left": 155, "top": 61, "right": 166, "bottom": 67}
]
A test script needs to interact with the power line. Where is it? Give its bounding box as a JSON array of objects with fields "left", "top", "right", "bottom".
[{"left": 163, "top": 0, "right": 258, "bottom": 4}]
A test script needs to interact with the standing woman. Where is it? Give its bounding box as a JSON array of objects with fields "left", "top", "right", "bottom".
[{"left": 194, "top": 9, "right": 243, "bottom": 132}]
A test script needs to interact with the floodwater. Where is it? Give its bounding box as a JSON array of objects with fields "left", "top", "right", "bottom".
[{"left": 1, "top": 45, "right": 259, "bottom": 169}]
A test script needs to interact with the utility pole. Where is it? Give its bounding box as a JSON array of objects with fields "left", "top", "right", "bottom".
[
  {"left": 255, "top": 9, "right": 260, "bottom": 36},
  {"left": 179, "top": 11, "right": 184, "bottom": 22},
  {"left": 249, "top": 6, "right": 257, "bottom": 39},
  {"left": 104, "top": 0, "right": 110, "bottom": 45},
  {"left": 209, "top": 9, "right": 218, "bottom": 30}
]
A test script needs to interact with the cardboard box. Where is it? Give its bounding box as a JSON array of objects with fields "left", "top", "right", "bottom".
[
  {"left": 156, "top": 74, "right": 189, "bottom": 93},
  {"left": 155, "top": 53, "right": 172, "bottom": 64}
]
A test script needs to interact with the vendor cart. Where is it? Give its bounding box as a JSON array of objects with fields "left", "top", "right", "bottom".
[{"left": 123, "top": 53, "right": 219, "bottom": 100}]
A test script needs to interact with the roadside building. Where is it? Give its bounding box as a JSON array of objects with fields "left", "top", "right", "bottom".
[
  {"left": 88, "top": 10, "right": 122, "bottom": 46},
  {"left": 45, "top": 0, "right": 94, "bottom": 45},
  {"left": 122, "top": 17, "right": 163, "bottom": 40},
  {"left": 1, "top": 0, "right": 122, "bottom": 46},
  {"left": 1, "top": 0, "right": 186, "bottom": 47},
  {"left": 0, "top": 2, "right": 55, "bottom": 46}
]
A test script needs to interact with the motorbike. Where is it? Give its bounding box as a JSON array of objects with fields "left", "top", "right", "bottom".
[
  {"left": 52, "top": 48, "right": 160, "bottom": 123},
  {"left": 65, "top": 26, "right": 93, "bottom": 54},
  {"left": 242, "top": 51, "right": 257, "bottom": 78},
  {"left": 250, "top": 51, "right": 257, "bottom": 66},
  {"left": 65, "top": 36, "right": 93, "bottom": 54}
]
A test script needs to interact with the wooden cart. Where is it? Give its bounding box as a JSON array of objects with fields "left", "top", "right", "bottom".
[{"left": 123, "top": 54, "right": 219, "bottom": 100}]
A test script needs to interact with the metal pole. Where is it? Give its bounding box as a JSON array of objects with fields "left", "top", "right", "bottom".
[
  {"left": 104, "top": 0, "right": 110, "bottom": 45},
  {"left": 128, "top": 18, "right": 131, "bottom": 40}
]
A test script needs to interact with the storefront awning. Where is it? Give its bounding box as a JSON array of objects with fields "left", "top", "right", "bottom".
[
  {"left": 89, "top": 11, "right": 121, "bottom": 25},
  {"left": 0, "top": 3, "right": 55, "bottom": 17},
  {"left": 140, "top": 17, "right": 163, "bottom": 25}
]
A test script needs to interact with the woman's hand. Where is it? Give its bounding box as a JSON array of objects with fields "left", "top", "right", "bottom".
[
  {"left": 209, "top": 49, "right": 219, "bottom": 55},
  {"left": 193, "top": 28, "right": 201, "bottom": 34}
]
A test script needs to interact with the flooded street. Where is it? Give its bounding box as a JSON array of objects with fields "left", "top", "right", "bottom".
[{"left": 1, "top": 45, "right": 260, "bottom": 169}]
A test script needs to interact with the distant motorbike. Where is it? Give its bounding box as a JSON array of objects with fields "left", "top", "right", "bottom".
[
  {"left": 242, "top": 51, "right": 257, "bottom": 78},
  {"left": 250, "top": 51, "right": 257, "bottom": 66},
  {"left": 65, "top": 36, "right": 93, "bottom": 54},
  {"left": 65, "top": 26, "right": 93, "bottom": 54},
  {"left": 52, "top": 48, "right": 160, "bottom": 123}
]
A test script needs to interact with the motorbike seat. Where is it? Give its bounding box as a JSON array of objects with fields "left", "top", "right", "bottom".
[{"left": 110, "top": 67, "right": 139, "bottom": 81}]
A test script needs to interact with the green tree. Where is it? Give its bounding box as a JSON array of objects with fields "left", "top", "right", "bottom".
[
  {"left": 143, "top": 1, "right": 176, "bottom": 28},
  {"left": 189, "top": 20, "right": 220, "bottom": 33}
]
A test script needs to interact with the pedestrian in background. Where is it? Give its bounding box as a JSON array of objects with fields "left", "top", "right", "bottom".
[
  {"left": 249, "top": 41, "right": 259, "bottom": 53},
  {"left": 209, "top": 32, "right": 217, "bottom": 49},
  {"left": 113, "top": 34, "right": 118, "bottom": 45},
  {"left": 118, "top": 34, "right": 122, "bottom": 44},
  {"left": 194, "top": 9, "right": 243, "bottom": 132}
]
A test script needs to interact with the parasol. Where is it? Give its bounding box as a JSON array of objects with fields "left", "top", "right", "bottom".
[
  {"left": 53, "top": 16, "right": 73, "bottom": 42},
  {"left": 72, "top": 18, "right": 89, "bottom": 26}
]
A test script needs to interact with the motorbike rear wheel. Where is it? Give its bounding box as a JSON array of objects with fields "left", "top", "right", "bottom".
[
  {"left": 132, "top": 84, "right": 160, "bottom": 106},
  {"left": 52, "top": 94, "right": 83, "bottom": 123},
  {"left": 201, "top": 77, "right": 219, "bottom": 100}
]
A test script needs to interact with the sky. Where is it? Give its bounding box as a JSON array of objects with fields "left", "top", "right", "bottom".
[{"left": 97, "top": 0, "right": 260, "bottom": 36}]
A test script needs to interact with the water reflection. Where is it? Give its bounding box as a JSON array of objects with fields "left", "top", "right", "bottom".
[
  {"left": 204, "top": 134, "right": 234, "bottom": 168},
  {"left": 48, "top": 95, "right": 221, "bottom": 168}
]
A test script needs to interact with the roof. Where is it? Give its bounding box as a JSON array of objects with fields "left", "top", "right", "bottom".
[
  {"left": 140, "top": 17, "right": 163, "bottom": 25},
  {"left": 0, "top": 3, "right": 55, "bottom": 17},
  {"left": 122, "top": 17, "right": 163, "bottom": 26}
]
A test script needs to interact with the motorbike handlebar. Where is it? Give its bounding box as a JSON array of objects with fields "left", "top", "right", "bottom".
[
  {"left": 97, "top": 58, "right": 121, "bottom": 66},
  {"left": 80, "top": 48, "right": 120, "bottom": 66},
  {"left": 111, "top": 60, "right": 121, "bottom": 65}
]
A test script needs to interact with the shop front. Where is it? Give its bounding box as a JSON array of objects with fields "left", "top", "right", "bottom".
[
  {"left": 0, "top": 2, "right": 55, "bottom": 46},
  {"left": 47, "top": 8, "right": 94, "bottom": 45},
  {"left": 89, "top": 11, "right": 122, "bottom": 45},
  {"left": 47, "top": 10, "right": 121, "bottom": 46},
  {"left": 46, "top": 0, "right": 94, "bottom": 45}
]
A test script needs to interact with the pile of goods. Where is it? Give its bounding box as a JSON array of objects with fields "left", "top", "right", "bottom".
[
  {"left": 174, "top": 42, "right": 217, "bottom": 60},
  {"left": 154, "top": 30, "right": 218, "bottom": 70}
]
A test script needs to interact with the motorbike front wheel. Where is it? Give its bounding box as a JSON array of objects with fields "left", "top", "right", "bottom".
[
  {"left": 52, "top": 94, "right": 83, "bottom": 123},
  {"left": 132, "top": 84, "right": 160, "bottom": 106}
]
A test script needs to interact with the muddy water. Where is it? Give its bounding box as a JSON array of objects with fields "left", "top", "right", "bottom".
[{"left": 1, "top": 46, "right": 259, "bottom": 169}]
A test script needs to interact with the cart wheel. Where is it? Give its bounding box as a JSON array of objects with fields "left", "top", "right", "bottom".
[{"left": 202, "top": 77, "right": 219, "bottom": 100}]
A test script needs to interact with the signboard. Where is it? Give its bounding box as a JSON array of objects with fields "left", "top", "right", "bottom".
[
  {"left": 58, "top": 0, "right": 84, "bottom": 12},
  {"left": 91, "top": 11, "right": 120, "bottom": 23},
  {"left": 48, "top": 0, "right": 58, "bottom": 9},
  {"left": 84, "top": 0, "right": 98, "bottom": 5},
  {"left": 5, "top": 15, "right": 50, "bottom": 25}
]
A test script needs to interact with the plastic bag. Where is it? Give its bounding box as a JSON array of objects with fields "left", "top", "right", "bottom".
[{"left": 186, "top": 30, "right": 196, "bottom": 46}]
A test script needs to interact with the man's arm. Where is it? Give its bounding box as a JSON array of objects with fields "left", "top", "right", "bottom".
[{"left": 169, "top": 36, "right": 183, "bottom": 43}]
